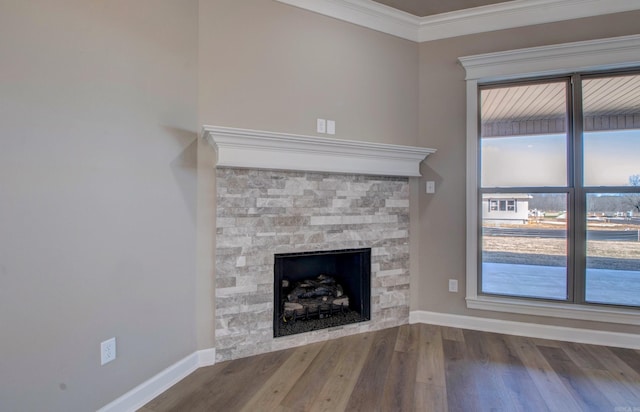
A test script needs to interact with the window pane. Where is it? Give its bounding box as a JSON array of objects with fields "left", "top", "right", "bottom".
[
  {"left": 583, "top": 74, "right": 640, "bottom": 187},
  {"left": 481, "top": 82, "right": 568, "bottom": 188},
  {"left": 585, "top": 193, "right": 640, "bottom": 306},
  {"left": 481, "top": 193, "right": 568, "bottom": 300}
]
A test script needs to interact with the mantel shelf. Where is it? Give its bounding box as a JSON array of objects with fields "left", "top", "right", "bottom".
[{"left": 202, "top": 126, "right": 436, "bottom": 177}]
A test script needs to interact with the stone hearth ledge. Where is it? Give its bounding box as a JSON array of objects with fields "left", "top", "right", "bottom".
[{"left": 202, "top": 125, "right": 436, "bottom": 177}]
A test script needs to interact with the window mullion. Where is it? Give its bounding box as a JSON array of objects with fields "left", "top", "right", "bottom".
[{"left": 571, "top": 74, "right": 586, "bottom": 304}]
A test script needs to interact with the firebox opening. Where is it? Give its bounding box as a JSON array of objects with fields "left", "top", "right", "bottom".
[{"left": 273, "top": 248, "right": 371, "bottom": 338}]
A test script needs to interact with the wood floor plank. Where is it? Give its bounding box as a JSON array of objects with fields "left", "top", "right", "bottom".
[
  {"left": 393, "top": 321, "right": 413, "bottom": 352},
  {"left": 575, "top": 344, "right": 640, "bottom": 408},
  {"left": 279, "top": 335, "right": 351, "bottom": 411},
  {"left": 483, "top": 333, "right": 549, "bottom": 412},
  {"left": 307, "top": 331, "right": 375, "bottom": 412},
  {"left": 609, "top": 347, "right": 640, "bottom": 376},
  {"left": 146, "top": 349, "right": 294, "bottom": 412},
  {"left": 538, "top": 345, "right": 614, "bottom": 411},
  {"left": 210, "top": 350, "right": 297, "bottom": 411},
  {"left": 142, "top": 325, "right": 640, "bottom": 412},
  {"left": 584, "top": 368, "right": 640, "bottom": 408},
  {"left": 441, "top": 326, "right": 465, "bottom": 342},
  {"left": 344, "top": 327, "right": 399, "bottom": 411},
  {"left": 530, "top": 336, "right": 564, "bottom": 348},
  {"left": 380, "top": 324, "right": 420, "bottom": 412},
  {"left": 414, "top": 382, "right": 447, "bottom": 412},
  {"left": 442, "top": 336, "right": 481, "bottom": 412},
  {"left": 585, "top": 345, "right": 640, "bottom": 387},
  {"left": 416, "top": 324, "right": 447, "bottom": 387},
  {"left": 142, "top": 363, "right": 228, "bottom": 411},
  {"left": 560, "top": 341, "right": 607, "bottom": 370},
  {"left": 414, "top": 324, "right": 448, "bottom": 411},
  {"left": 462, "top": 329, "right": 513, "bottom": 412},
  {"left": 239, "top": 341, "right": 324, "bottom": 412},
  {"left": 506, "top": 335, "right": 583, "bottom": 412}
]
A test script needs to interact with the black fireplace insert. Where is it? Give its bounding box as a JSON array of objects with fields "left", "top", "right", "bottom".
[{"left": 273, "top": 248, "right": 371, "bottom": 338}]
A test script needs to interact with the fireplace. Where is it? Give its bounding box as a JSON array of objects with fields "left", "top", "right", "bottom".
[
  {"left": 273, "top": 248, "right": 371, "bottom": 338},
  {"left": 207, "top": 125, "right": 434, "bottom": 361}
]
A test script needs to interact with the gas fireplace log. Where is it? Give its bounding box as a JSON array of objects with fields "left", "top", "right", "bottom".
[
  {"left": 283, "top": 296, "right": 349, "bottom": 317},
  {"left": 283, "top": 302, "right": 304, "bottom": 311},
  {"left": 286, "top": 275, "right": 344, "bottom": 302}
]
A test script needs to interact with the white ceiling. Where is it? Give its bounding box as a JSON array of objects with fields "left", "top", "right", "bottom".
[
  {"left": 275, "top": 0, "right": 640, "bottom": 42},
  {"left": 372, "top": 0, "right": 511, "bottom": 17}
]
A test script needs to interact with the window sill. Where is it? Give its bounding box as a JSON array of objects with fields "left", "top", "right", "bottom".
[{"left": 466, "top": 295, "right": 640, "bottom": 326}]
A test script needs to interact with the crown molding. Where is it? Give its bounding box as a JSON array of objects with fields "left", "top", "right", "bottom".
[
  {"left": 417, "top": 0, "right": 640, "bottom": 42},
  {"left": 275, "top": 0, "right": 420, "bottom": 41},
  {"left": 459, "top": 33, "right": 640, "bottom": 81},
  {"left": 275, "top": 0, "right": 640, "bottom": 42},
  {"left": 202, "top": 126, "right": 435, "bottom": 177}
]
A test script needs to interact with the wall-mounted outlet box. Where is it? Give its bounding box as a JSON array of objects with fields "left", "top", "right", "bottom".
[
  {"left": 426, "top": 181, "right": 435, "bottom": 194},
  {"left": 327, "top": 120, "right": 335, "bottom": 135},
  {"left": 448, "top": 279, "right": 458, "bottom": 293},
  {"left": 317, "top": 118, "right": 326, "bottom": 134},
  {"left": 101, "top": 337, "right": 116, "bottom": 365}
]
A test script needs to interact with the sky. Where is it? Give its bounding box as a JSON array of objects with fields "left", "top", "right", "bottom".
[{"left": 481, "top": 129, "right": 640, "bottom": 188}]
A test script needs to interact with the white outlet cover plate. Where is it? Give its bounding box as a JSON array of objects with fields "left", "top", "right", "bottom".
[
  {"left": 327, "top": 120, "right": 335, "bottom": 135},
  {"left": 426, "top": 181, "right": 435, "bottom": 194},
  {"left": 101, "top": 337, "right": 116, "bottom": 365},
  {"left": 317, "top": 118, "right": 326, "bottom": 134},
  {"left": 448, "top": 279, "right": 458, "bottom": 292}
]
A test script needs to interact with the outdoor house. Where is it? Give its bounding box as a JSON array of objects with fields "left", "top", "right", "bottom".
[{"left": 482, "top": 193, "right": 531, "bottom": 224}]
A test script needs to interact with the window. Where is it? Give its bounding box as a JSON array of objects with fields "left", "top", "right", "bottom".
[
  {"left": 460, "top": 34, "right": 640, "bottom": 324},
  {"left": 479, "top": 72, "right": 640, "bottom": 306},
  {"left": 487, "top": 198, "right": 517, "bottom": 213},
  {"left": 480, "top": 79, "right": 571, "bottom": 301}
]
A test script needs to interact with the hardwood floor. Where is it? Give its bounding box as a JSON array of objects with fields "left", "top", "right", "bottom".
[{"left": 141, "top": 324, "right": 640, "bottom": 411}]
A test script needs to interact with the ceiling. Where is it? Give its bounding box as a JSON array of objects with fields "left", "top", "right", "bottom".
[
  {"left": 481, "top": 74, "right": 640, "bottom": 137},
  {"left": 276, "top": 0, "right": 640, "bottom": 42},
  {"left": 372, "top": 0, "right": 512, "bottom": 17}
]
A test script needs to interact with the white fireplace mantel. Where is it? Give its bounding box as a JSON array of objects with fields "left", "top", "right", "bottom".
[{"left": 202, "top": 126, "right": 436, "bottom": 177}]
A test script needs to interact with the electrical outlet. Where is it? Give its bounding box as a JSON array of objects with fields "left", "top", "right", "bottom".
[
  {"left": 426, "top": 181, "right": 435, "bottom": 194},
  {"left": 327, "top": 120, "right": 336, "bottom": 135},
  {"left": 448, "top": 279, "right": 458, "bottom": 293},
  {"left": 317, "top": 118, "right": 326, "bottom": 134},
  {"left": 101, "top": 337, "right": 116, "bottom": 365}
]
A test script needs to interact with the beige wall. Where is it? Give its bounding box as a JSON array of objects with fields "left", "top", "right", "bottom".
[
  {"left": 1, "top": 0, "right": 420, "bottom": 409},
  {"left": 198, "top": 0, "right": 421, "bottom": 345},
  {"left": 416, "top": 11, "right": 640, "bottom": 333},
  {"left": 0, "top": 1, "right": 198, "bottom": 410},
  {"left": 199, "top": 0, "right": 419, "bottom": 145}
]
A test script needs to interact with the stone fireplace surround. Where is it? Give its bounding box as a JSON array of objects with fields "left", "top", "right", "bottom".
[{"left": 205, "top": 126, "right": 435, "bottom": 362}]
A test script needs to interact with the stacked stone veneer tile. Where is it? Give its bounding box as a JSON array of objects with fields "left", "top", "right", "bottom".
[{"left": 215, "top": 168, "right": 411, "bottom": 362}]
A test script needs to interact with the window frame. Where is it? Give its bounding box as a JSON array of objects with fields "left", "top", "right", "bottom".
[
  {"left": 459, "top": 34, "right": 640, "bottom": 325},
  {"left": 478, "top": 76, "right": 575, "bottom": 304}
]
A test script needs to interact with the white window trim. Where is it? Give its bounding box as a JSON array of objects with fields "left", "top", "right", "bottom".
[{"left": 459, "top": 34, "right": 640, "bottom": 326}]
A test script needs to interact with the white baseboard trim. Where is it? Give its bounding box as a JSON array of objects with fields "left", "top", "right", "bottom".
[
  {"left": 97, "top": 348, "right": 216, "bottom": 412},
  {"left": 410, "top": 310, "right": 640, "bottom": 349}
]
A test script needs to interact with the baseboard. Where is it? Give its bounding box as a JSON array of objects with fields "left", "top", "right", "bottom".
[
  {"left": 410, "top": 310, "right": 640, "bottom": 349},
  {"left": 97, "top": 348, "right": 216, "bottom": 412}
]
